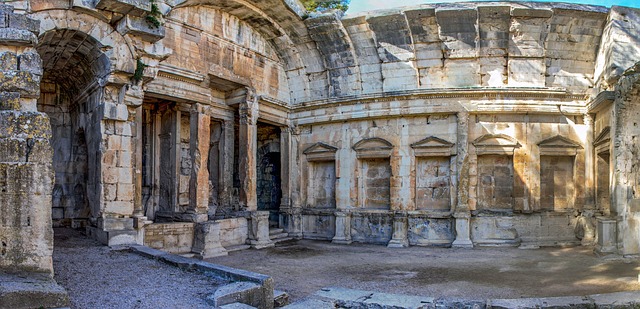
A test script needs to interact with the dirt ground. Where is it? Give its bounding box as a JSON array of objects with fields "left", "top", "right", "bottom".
[
  {"left": 208, "top": 240, "right": 640, "bottom": 302},
  {"left": 53, "top": 228, "right": 225, "bottom": 309}
]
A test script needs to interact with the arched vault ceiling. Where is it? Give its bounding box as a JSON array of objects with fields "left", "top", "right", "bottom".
[{"left": 37, "top": 29, "right": 110, "bottom": 95}]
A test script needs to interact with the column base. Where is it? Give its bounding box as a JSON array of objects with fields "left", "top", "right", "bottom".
[
  {"left": 452, "top": 239, "right": 474, "bottom": 248},
  {"left": 192, "top": 222, "right": 229, "bottom": 258},
  {"left": 387, "top": 238, "right": 409, "bottom": 248},
  {"left": 332, "top": 237, "right": 352, "bottom": 245}
]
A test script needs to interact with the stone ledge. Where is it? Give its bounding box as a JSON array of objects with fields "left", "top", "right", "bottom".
[
  {"left": 0, "top": 272, "right": 69, "bottom": 309},
  {"left": 129, "top": 244, "right": 274, "bottom": 308}
]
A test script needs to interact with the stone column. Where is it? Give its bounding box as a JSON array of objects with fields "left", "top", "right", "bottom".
[
  {"left": 332, "top": 211, "right": 352, "bottom": 244},
  {"left": 0, "top": 4, "right": 53, "bottom": 273},
  {"left": 238, "top": 89, "right": 259, "bottom": 211},
  {"left": 452, "top": 111, "right": 473, "bottom": 248},
  {"left": 248, "top": 211, "right": 274, "bottom": 249},
  {"left": 388, "top": 211, "right": 409, "bottom": 248},
  {"left": 187, "top": 104, "right": 210, "bottom": 222}
]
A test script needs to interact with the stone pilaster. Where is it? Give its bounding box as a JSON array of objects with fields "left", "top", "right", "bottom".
[
  {"left": 332, "top": 211, "right": 352, "bottom": 244},
  {"left": 387, "top": 211, "right": 409, "bottom": 248},
  {"left": 218, "top": 119, "right": 235, "bottom": 213},
  {"left": 238, "top": 89, "right": 259, "bottom": 211},
  {"left": 580, "top": 114, "right": 596, "bottom": 246},
  {"left": 280, "top": 126, "right": 292, "bottom": 223},
  {"left": 248, "top": 211, "right": 274, "bottom": 249},
  {"left": 452, "top": 111, "right": 473, "bottom": 248},
  {"left": 187, "top": 104, "right": 210, "bottom": 222}
]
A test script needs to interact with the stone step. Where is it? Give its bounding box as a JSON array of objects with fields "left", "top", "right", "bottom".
[
  {"left": 273, "top": 237, "right": 294, "bottom": 244},
  {"left": 274, "top": 290, "right": 290, "bottom": 307},
  {"left": 226, "top": 244, "right": 251, "bottom": 252},
  {"left": 269, "top": 228, "right": 284, "bottom": 235},
  {"left": 270, "top": 232, "right": 289, "bottom": 240}
]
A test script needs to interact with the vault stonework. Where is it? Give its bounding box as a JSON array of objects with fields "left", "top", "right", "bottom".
[{"left": 3, "top": 1, "right": 640, "bottom": 296}]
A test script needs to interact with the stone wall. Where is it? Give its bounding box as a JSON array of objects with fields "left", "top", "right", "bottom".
[{"left": 144, "top": 222, "right": 195, "bottom": 254}]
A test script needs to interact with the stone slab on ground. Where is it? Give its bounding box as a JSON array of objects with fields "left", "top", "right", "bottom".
[
  {"left": 315, "top": 287, "right": 435, "bottom": 308},
  {"left": 285, "top": 286, "right": 640, "bottom": 309},
  {"left": 0, "top": 271, "right": 69, "bottom": 309}
]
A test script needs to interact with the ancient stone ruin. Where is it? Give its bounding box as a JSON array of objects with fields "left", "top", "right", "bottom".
[{"left": 2, "top": 0, "right": 640, "bottom": 305}]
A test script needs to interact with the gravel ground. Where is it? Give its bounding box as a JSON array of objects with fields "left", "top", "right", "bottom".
[
  {"left": 208, "top": 240, "right": 640, "bottom": 302},
  {"left": 53, "top": 228, "right": 225, "bottom": 309}
]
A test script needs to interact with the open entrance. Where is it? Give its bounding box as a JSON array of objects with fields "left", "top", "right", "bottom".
[
  {"left": 257, "top": 123, "right": 282, "bottom": 227},
  {"left": 36, "top": 29, "right": 111, "bottom": 228}
]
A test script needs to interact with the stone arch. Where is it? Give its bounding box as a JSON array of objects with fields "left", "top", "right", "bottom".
[
  {"left": 33, "top": 9, "right": 138, "bottom": 227},
  {"left": 32, "top": 9, "right": 136, "bottom": 77}
]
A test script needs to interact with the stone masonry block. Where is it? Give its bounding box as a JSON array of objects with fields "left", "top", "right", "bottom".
[
  {"left": 116, "top": 15, "right": 164, "bottom": 43},
  {"left": 19, "top": 52, "right": 42, "bottom": 75},
  {"left": 0, "top": 70, "right": 41, "bottom": 98},
  {"left": 0, "top": 52, "right": 17, "bottom": 71},
  {"left": 8, "top": 13, "right": 39, "bottom": 35},
  {"left": 0, "top": 92, "right": 20, "bottom": 110}
]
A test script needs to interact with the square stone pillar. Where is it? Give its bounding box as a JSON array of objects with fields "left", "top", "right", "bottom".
[
  {"left": 452, "top": 212, "right": 473, "bottom": 248},
  {"left": 332, "top": 211, "right": 352, "bottom": 244},
  {"left": 248, "top": 211, "right": 274, "bottom": 249},
  {"left": 192, "top": 221, "right": 228, "bottom": 259},
  {"left": 187, "top": 104, "right": 210, "bottom": 222},
  {"left": 280, "top": 126, "right": 292, "bottom": 224},
  {"left": 595, "top": 217, "right": 617, "bottom": 254},
  {"left": 388, "top": 212, "right": 409, "bottom": 248},
  {"left": 239, "top": 91, "right": 259, "bottom": 211}
]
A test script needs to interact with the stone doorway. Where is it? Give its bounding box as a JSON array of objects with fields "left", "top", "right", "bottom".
[
  {"left": 257, "top": 123, "right": 282, "bottom": 227},
  {"left": 36, "top": 29, "right": 110, "bottom": 228}
]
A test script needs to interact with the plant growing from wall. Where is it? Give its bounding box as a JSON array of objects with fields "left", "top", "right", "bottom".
[
  {"left": 132, "top": 58, "right": 148, "bottom": 84},
  {"left": 145, "top": 0, "right": 163, "bottom": 28},
  {"left": 301, "top": 0, "right": 350, "bottom": 12}
]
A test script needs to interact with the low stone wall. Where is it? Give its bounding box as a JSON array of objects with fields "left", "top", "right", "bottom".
[
  {"left": 471, "top": 213, "right": 579, "bottom": 247},
  {"left": 144, "top": 223, "right": 195, "bottom": 253},
  {"left": 407, "top": 216, "right": 455, "bottom": 247},
  {"left": 302, "top": 209, "right": 335, "bottom": 240},
  {"left": 218, "top": 218, "right": 249, "bottom": 247}
]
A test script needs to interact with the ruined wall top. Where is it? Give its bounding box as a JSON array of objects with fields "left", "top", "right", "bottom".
[{"left": 290, "top": 1, "right": 640, "bottom": 104}]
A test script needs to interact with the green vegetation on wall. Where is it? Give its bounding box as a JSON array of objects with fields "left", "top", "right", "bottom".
[{"left": 301, "top": 0, "right": 350, "bottom": 12}]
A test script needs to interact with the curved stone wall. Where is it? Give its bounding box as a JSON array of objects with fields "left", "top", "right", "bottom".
[{"left": 2, "top": 0, "right": 640, "bottom": 266}]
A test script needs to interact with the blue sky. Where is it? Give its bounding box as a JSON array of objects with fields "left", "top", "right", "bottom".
[{"left": 347, "top": 0, "right": 640, "bottom": 14}]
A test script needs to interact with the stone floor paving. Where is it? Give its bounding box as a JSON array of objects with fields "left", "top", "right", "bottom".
[{"left": 208, "top": 240, "right": 640, "bottom": 302}]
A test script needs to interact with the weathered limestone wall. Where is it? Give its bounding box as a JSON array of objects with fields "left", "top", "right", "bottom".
[
  {"left": 0, "top": 4, "right": 53, "bottom": 273},
  {"left": 144, "top": 222, "right": 194, "bottom": 253},
  {"left": 148, "top": 6, "right": 289, "bottom": 104},
  {"left": 610, "top": 63, "right": 640, "bottom": 255},
  {"left": 594, "top": 6, "right": 640, "bottom": 90},
  {"left": 295, "top": 3, "right": 609, "bottom": 103}
]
